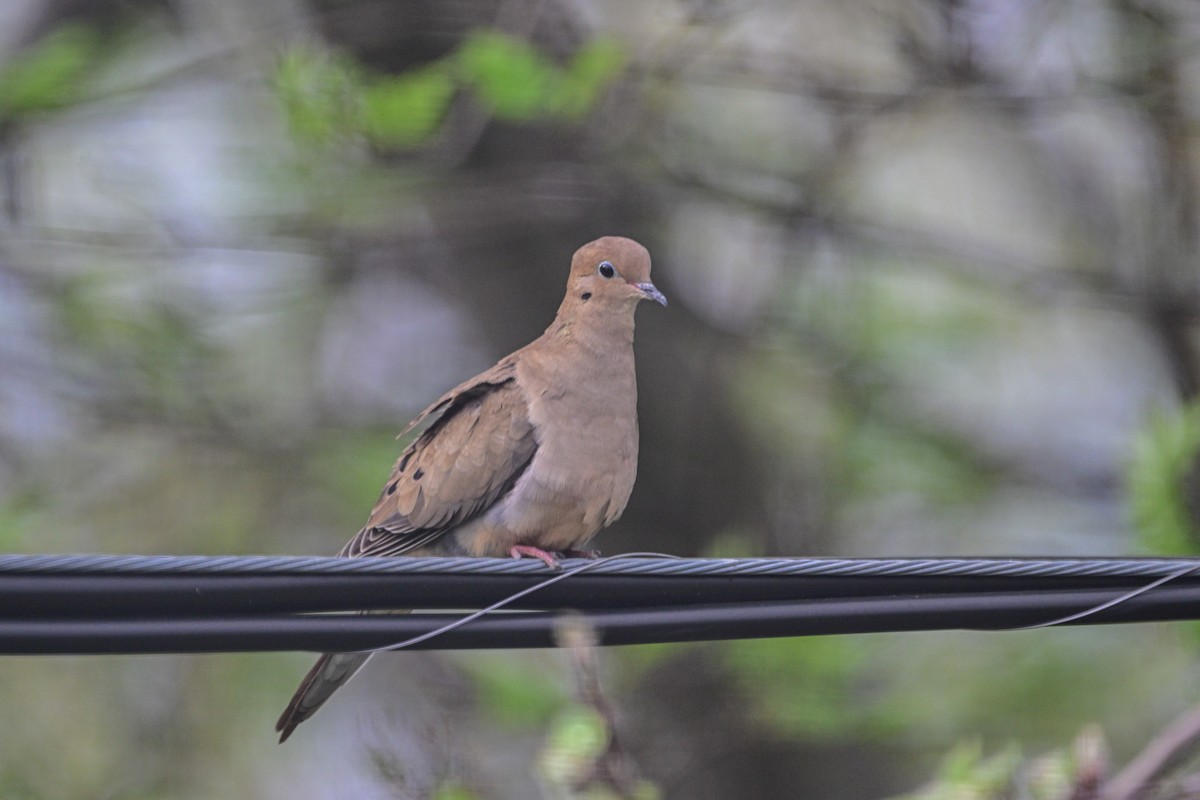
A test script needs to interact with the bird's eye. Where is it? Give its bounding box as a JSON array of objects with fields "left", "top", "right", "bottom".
[{"left": 598, "top": 261, "right": 615, "bottom": 279}]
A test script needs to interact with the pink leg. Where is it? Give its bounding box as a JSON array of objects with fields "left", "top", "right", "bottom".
[{"left": 510, "top": 545, "right": 561, "bottom": 570}]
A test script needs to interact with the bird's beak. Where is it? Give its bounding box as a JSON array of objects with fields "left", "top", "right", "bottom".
[{"left": 635, "top": 281, "right": 668, "bottom": 307}]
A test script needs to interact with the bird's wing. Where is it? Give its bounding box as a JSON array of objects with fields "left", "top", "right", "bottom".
[{"left": 339, "top": 357, "right": 538, "bottom": 558}]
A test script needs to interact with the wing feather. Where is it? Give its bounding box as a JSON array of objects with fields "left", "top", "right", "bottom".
[{"left": 339, "top": 359, "right": 537, "bottom": 558}]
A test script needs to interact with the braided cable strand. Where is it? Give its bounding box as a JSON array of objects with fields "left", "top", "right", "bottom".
[{"left": 1, "top": 554, "right": 1199, "bottom": 579}]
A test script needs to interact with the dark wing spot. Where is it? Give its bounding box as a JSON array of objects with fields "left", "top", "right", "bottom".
[
  {"left": 581, "top": 292, "right": 592, "bottom": 301},
  {"left": 413, "top": 468, "right": 425, "bottom": 481},
  {"left": 397, "top": 452, "right": 412, "bottom": 473},
  {"left": 386, "top": 481, "right": 398, "bottom": 496}
]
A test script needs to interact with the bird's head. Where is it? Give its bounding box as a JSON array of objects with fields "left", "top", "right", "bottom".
[{"left": 566, "top": 236, "right": 667, "bottom": 312}]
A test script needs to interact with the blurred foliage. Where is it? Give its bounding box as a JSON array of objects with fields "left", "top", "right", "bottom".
[
  {"left": 1025, "top": 724, "right": 1106, "bottom": 800},
  {"left": 894, "top": 741, "right": 1022, "bottom": 800},
  {"left": 459, "top": 652, "right": 567, "bottom": 729},
  {"left": 0, "top": 490, "right": 40, "bottom": 551},
  {"left": 434, "top": 784, "right": 481, "bottom": 800},
  {"left": 276, "top": 47, "right": 456, "bottom": 148},
  {"left": 276, "top": 32, "right": 624, "bottom": 149},
  {"left": 456, "top": 33, "right": 624, "bottom": 121},
  {"left": 361, "top": 66, "right": 457, "bottom": 147},
  {"left": 1128, "top": 401, "right": 1200, "bottom": 555},
  {"left": 538, "top": 705, "right": 660, "bottom": 800},
  {"left": 0, "top": 24, "right": 99, "bottom": 120},
  {"left": 54, "top": 273, "right": 217, "bottom": 412},
  {"left": 839, "top": 417, "right": 992, "bottom": 509},
  {"left": 723, "top": 636, "right": 878, "bottom": 738},
  {"left": 305, "top": 430, "right": 418, "bottom": 522},
  {"left": 274, "top": 47, "right": 364, "bottom": 146},
  {"left": 895, "top": 726, "right": 1107, "bottom": 800},
  {"left": 539, "top": 707, "right": 612, "bottom": 791},
  {"left": 722, "top": 625, "right": 1180, "bottom": 759},
  {"left": 4, "top": 0, "right": 1200, "bottom": 798},
  {"left": 873, "top": 627, "right": 1194, "bottom": 754}
]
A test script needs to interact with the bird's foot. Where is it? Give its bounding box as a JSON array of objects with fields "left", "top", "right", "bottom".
[
  {"left": 557, "top": 548, "right": 601, "bottom": 560},
  {"left": 510, "top": 545, "right": 561, "bottom": 570}
]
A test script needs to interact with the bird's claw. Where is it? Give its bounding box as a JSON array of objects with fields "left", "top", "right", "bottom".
[{"left": 510, "top": 545, "right": 561, "bottom": 570}]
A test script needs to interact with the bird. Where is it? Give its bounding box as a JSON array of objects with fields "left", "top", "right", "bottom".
[{"left": 275, "top": 235, "right": 666, "bottom": 742}]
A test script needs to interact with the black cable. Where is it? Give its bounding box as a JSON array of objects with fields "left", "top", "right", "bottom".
[
  {"left": 3, "top": 585, "right": 1200, "bottom": 655},
  {"left": 1015, "top": 564, "right": 1200, "bottom": 629},
  {"left": 4, "top": 554, "right": 1200, "bottom": 654},
  {"left": 3, "top": 555, "right": 1200, "bottom": 617}
]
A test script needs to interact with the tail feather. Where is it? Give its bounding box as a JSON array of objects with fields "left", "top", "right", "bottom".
[{"left": 275, "top": 652, "right": 373, "bottom": 743}]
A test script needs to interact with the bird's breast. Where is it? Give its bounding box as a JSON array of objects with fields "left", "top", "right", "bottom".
[{"left": 480, "top": 345, "right": 641, "bottom": 550}]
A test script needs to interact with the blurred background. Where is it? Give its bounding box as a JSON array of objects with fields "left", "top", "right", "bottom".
[{"left": 2, "top": 0, "right": 1200, "bottom": 797}]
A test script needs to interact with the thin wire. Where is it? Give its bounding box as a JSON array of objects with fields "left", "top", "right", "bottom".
[
  {"left": 1013, "top": 564, "right": 1200, "bottom": 630},
  {"left": 358, "top": 559, "right": 1200, "bottom": 647},
  {"left": 356, "top": 551, "right": 683, "bottom": 653}
]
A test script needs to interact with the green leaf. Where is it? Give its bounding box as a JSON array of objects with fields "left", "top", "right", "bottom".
[
  {"left": 1128, "top": 401, "right": 1200, "bottom": 554},
  {"left": 274, "top": 47, "right": 363, "bottom": 146},
  {"left": 276, "top": 33, "right": 624, "bottom": 149},
  {"left": 567, "top": 39, "right": 625, "bottom": 87},
  {"left": 361, "top": 66, "right": 454, "bottom": 147},
  {"left": 553, "top": 39, "right": 625, "bottom": 120},
  {"left": 0, "top": 25, "right": 99, "bottom": 118},
  {"left": 456, "top": 31, "right": 561, "bottom": 121},
  {"left": 455, "top": 32, "right": 624, "bottom": 122}
]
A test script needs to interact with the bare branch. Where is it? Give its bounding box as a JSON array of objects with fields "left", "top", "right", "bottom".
[{"left": 1103, "top": 702, "right": 1200, "bottom": 800}]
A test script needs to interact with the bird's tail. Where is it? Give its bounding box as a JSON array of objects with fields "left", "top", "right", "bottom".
[{"left": 275, "top": 652, "right": 373, "bottom": 742}]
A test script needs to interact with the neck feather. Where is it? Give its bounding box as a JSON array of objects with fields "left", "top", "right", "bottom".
[{"left": 544, "top": 302, "right": 637, "bottom": 353}]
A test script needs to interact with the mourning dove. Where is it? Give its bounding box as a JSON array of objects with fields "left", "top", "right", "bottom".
[{"left": 276, "top": 236, "right": 666, "bottom": 742}]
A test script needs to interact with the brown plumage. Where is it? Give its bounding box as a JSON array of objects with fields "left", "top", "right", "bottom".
[{"left": 276, "top": 236, "right": 666, "bottom": 742}]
